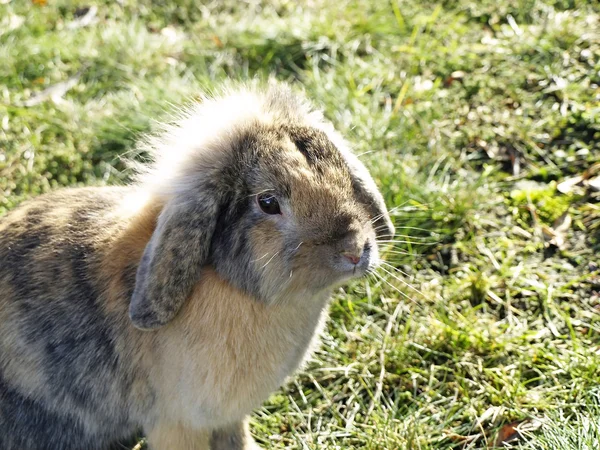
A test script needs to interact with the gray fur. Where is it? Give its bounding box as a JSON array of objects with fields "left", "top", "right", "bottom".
[
  {"left": 337, "top": 145, "right": 395, "bottom": 239},
  {"left": 130, "top": 193, "right": 221, "bottom": 330},
  {"left": 210, "top": 421, "right": 257, "bottom": 450}
]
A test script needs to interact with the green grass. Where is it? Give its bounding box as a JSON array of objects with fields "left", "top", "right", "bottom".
[{"left": 1, "top": 0, "right": 600, "bottom": 448}]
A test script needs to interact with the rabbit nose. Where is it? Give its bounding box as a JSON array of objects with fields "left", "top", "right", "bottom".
[
  {"left": 339, "top": 227, "right": 368, "bottom": 265},
  {"left": 341, "top": 250, "right": 362, "bottom": 265}
]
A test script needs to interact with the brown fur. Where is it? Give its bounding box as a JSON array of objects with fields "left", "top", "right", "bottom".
[{"left": 0, "top": 82, "right": 393, "bottom": 449}]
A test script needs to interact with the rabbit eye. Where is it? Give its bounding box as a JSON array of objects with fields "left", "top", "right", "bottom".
[{"left": 257, "top": 193, "right": 281, "bottom": 215}]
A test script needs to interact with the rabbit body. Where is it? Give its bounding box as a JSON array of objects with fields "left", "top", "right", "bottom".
[
  {"left": 0, "top": 188, "right": 151, "bottom": 449},
  {"left": 0, "top": 83, "right": 393, "bottom": 449},
  {"left": 0, "top": 188, "right": 327, "bottom": 449}
]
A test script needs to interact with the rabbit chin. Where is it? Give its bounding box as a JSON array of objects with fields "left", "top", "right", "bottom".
[{"left": 276, "top": 242, "right": 380, "bottom": 298}]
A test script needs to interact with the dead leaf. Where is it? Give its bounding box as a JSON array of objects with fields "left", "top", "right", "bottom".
[
  {"left": 557, "top": 175, "right": 584, "bottom": 195},
  {"left": 583, "top": 162, "right": 600, "bottom": 179},
  {"left": 444, "top": 70, "right": 465, "bottom": 87},
  {"left": 444, "top": 430, "right": 480, "bottom": 444},
  {"left": 32, "top": 0, "right": 47, "bottom": 5},
  {"left": 509, "top": 147, "right": 520, "bottom": 176},
  {"left": 541, "top": 224, "right": 559, "bottom": 243},
  {"left": 165, "top": 57, "right": 179, "bottom": 67},
  {"left": 542, "top": 212, "right": 571, "bottom": 250},
  {"left": 519, "top": 289, "right": 537, "bottom": 297},
  {"left": 478, "top": 405, "right": 505, "bottom": 425},
  {"left": 511, "top": 226, "right": 533, "bottom": 239},
  {"left": 588, "top": 176, "right": 600, "bottom": 192},
  {"left": 160, "top": 26, "right": 181, "bottom": 43},
  {"left": 21, "top": 73, "right": 81, "bottom": 107},
  {"left": 493, "top": 420, "right": 542, "bottom": 447},
  {"left": 553, "top": 211, "right": 572, "bottom": 234},
  {"left": 494, "top": 421, "right": 521, "bottom": 447},
  {"left": 1, "top": 13, "right": 25, "bottom": 35},
  {"left": 557, "top": 163, "right": 600, "bottom": 195},
  {"left": 413, "top": 77, "right": 434, "bottom": 92},
  {"left": 66, "top": 5, "right": 98, "bottom": 29},
  {"left": 211, "top": 35, "right": 224, "bottom": 48}
]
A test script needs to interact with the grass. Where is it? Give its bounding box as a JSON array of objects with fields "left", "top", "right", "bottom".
[{"left": 1, "top": 0, "right": 599, "bottom": 448}]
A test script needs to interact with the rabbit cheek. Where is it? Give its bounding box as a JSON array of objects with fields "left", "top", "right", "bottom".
[
  {"left": 247, "top": 222, "right": 288, "bottom": 301},
  {"left": 213, "top": 211, "right": 288, "bottom": 303},
  {"left": 211, "top": 211, "right": 266, "bottom": 301}
]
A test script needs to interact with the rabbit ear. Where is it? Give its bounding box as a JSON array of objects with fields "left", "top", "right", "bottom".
[
  {"left": 340, "top": 149, "right": 395, "bottom": 239},
  {"left": 129, "top": 196, "right": 220, "bottom": 330}
]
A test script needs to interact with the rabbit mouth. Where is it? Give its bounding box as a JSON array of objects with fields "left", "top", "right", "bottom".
[{"left": 334, "top": 242, "right": 377, "bottom": 279}]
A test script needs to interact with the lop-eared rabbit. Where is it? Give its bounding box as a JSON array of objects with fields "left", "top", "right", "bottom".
[{"left": 0, "top": 83, "right": 394, "bottom": 449}]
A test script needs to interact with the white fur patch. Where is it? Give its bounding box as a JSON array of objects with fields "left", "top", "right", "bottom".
[{"left": 132, "top": 81, "right": 348, "bottom": 199}]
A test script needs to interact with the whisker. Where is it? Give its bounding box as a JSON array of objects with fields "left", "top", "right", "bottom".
[
  {"left": 386, "top": 206, "right": 437, "bottom": 218},
  {"left": 385, "top": 203, "right": 410, "bottom": 214},
  {"left": 375, "top": 234, "right": 397, "bottom": 241},
  {"left": 370, "top": 214, "right": 388, "bottom": 225},
  {"left": 381, "top": 261, "right": 414, "bottom": 280},
  {"left": 260, "top": 250, "right": 281, "bottom": 270},
  {"left": 390, "top": 213, "right": 438, "bottom": 220},
  {"left": 365, "top": 269, "right": 386, "bottom": 290},
  {"left": 250, "top": 252, "right": 272, "bottom": 263},
  {"left": 373, "top": 225, "right": 440, "bottom": 238},
  {"left": 378, "top": 264, "right": 425, "bottom": 298},
  {"left": 372, "top": 272, "right": 419, "bottom": 305},
  {"left": 370, "top": 203, "right": 410, "bottom": 224},
  {"left": 372, "top": 227, "right": 397, "bottom": 239},
  {"left": 380, "top": 249, "right": 415, "bottom": 257},
  {"left": 377, "top": 233, "right": 438, "bottom": 241},
  {"left": 395, "top": 225, "right": 443, "bottom": 233},
  {"left": 377, "top": 239, "right": 439, "bottom": 245},
  {"left": 356, "top": 150, "right": 377, "bottom": 157}
]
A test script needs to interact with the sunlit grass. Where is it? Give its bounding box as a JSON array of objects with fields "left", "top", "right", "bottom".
[{"left": 1, "top": 0, "right": 599, "bottom": 448}]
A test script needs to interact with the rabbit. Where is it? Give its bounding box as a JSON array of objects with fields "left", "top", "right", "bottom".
[{"left": 0, "top": 81, "right": 395, "bottom": 450}]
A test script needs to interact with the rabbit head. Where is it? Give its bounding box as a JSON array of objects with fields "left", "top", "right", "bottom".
[{"left": 129, "top": 83, "right": 394, "bottom": 330}]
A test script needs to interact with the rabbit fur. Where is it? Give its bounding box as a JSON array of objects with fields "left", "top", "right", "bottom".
[{"left": 0, "top": 82, "right": 394, "bottom": 450}]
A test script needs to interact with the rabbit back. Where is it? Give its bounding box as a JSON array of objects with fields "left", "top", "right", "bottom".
[{"left": 0, "top": 187, "right": 151, "bottom": 449}]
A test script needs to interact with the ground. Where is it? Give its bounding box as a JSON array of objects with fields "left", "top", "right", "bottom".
[{"left": 1, "top": 0, "right": 599, "bottom": 448}]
